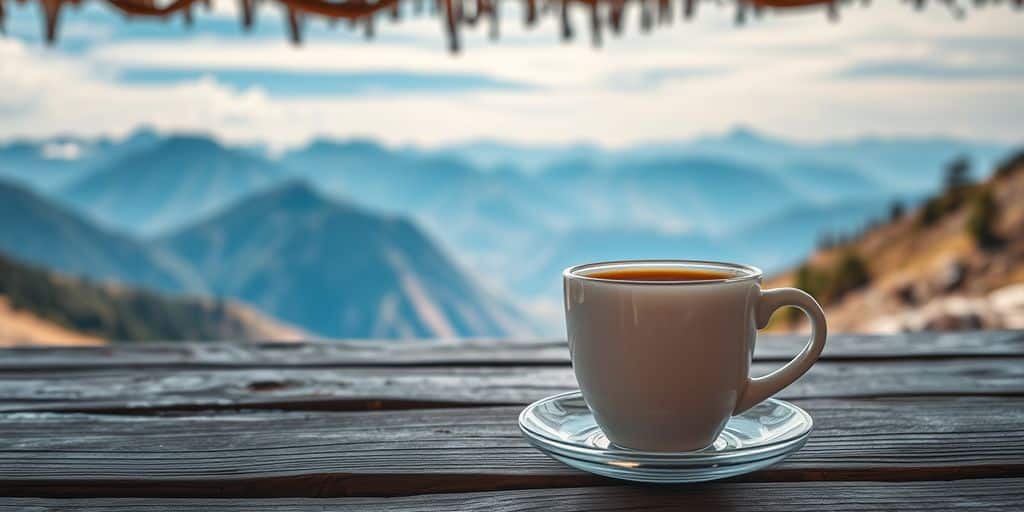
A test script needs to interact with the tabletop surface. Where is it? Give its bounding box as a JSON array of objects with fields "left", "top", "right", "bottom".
[{"left": 1, "top": 332, "right": 1023, "bottom": 510}]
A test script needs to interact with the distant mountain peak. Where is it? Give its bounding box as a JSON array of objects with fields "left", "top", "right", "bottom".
[
  {"left": 159, "top": 134, "right": 224, "bottom": 154},
  {"left": 257, "top": 180, "right": 326, "bottom": 207},
  {"left": 159, "top": 179, "right": 525, "bottom": 339},
  {"left": 305, "top": 137, "right": 385, "bottom": 154},
  {"left": 59, "top": 133, "right": 283, "bottom": 235},
  {"left": 717, "top": 125, "right": 793, "bottom": 148},
  {"left": 183, "top": 179, "right": 381, "bottom": 230},
  {"left": 120, "top": 125, "right": 161, "bottom": 145},
  {"left": 725, "top": 125, "right": 764, "bottom": 141}
]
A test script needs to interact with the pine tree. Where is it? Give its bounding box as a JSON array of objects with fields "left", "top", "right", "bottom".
[
  {"left": 889, "top": 200, "right": 905, "bottom": 222},
  {"left": 967, "top": 188, "right": 999, "bottom": 248},
  {"left": 944, "top": 156, "right": 972, "bottom": 193}
]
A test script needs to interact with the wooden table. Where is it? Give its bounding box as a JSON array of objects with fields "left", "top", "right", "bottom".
[{"left": 1, "top": 332, "right": 1022, "bottom": 510}]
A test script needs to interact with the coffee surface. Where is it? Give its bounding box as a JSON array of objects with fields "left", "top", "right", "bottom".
[{"left": 585, "top": 267, "right": 734, "bottom": 282}]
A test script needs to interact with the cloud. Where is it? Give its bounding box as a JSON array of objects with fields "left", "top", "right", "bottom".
[
  {"left": 605, "top": 66, "right": 727, "bottom": 91},
  {"left": 116, "top": 68, "right": 536, "bottom": 96},
  {"left": 837, "top": 60, "right": 1024, "bottom": 81},
  {"left": 0, "top": 0, "right": 1023, "bottom": 150}
]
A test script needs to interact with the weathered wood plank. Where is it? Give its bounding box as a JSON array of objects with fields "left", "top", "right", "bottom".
[
  {"left": 0, "top": 398, "right": 1022, "bottom": 497},
  {"left": 1, "top": 358, "right": 1021, "bottom": 413},
  {"left": 1, "top": 331, "right": 1021, "bottom": 371},
  {"left": 4, "top": 479, "right": 1024, "bottom": 511}
]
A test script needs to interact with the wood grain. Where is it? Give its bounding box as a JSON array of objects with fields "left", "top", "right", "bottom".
[
  {"left": 1, "top": 357, "right": 1021, "bottom": 413},
  {"left": 3, "top": 478, "right": 1024, "bottom": 511},
  {"left": 1, "top": 398, "right": 1022, "bottom": 497},
  {"left": 1, "top": 331, "right": 1021, "bottom": 371},
  {"left": 2, "top": 333, "right": 1022, "bottom": 504}
]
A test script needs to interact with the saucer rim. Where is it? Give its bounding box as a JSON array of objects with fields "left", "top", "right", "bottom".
[
  {"left": 518, "top": 390, "right": 813, "bottom": 462},
  {"left": 521, "top": 427, "right": 810, "bottom": 469}
]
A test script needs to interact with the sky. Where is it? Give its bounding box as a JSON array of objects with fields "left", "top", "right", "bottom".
[{"left": 1, "top": 0, "right": 1022, "bottom": 151}]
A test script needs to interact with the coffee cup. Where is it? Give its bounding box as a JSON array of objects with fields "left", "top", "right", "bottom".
[{"left": 563, "top": 259, "right": 827, "bottom": 452}]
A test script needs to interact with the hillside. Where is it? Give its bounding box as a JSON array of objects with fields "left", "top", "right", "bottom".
[
  {"left": 0, "top": 252, "right": 305, "bottom": 345},
  {"left": 159, "top": 182, "right": 529, "bottom": 339},
  {"left": 770, "top": 151, "right": 1024, "bottom": 333},
  {"left": 0, "top": 296, "right": 105, "bottom": 347},
  {"left": 732, "top": 197, "right": 892, "bottom": 272},
  {"left": 61, "top": 135, "right": 283, "bottom": 235},
  {"left": 0, "top": 179, "right": 201, "bottom": 293}
]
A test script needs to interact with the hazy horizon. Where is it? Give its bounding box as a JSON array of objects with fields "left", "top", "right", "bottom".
[{"left": 0, "top": 124, "right": 1014, "bottom": 155}]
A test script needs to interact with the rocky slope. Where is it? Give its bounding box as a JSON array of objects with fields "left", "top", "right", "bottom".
[
  {"left": 770, "top": 151, "right": 1024, "bottom": 333},
  {"left": 0, "top": 252, "right": 305, "bottom": 345}
]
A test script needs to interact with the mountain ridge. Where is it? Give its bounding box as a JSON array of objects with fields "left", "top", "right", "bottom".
[
  {"left": 159, "top": 181, "right": 529, "bottom": 339},
  {"left": 60, "top": 135, "right": 284, "bottom": 235},
  {"left": 769, "top": 151, "right": 1024, "bottom": 333},
  {"left": 0, "top": 179, "right": 202, "bottom": 293}
]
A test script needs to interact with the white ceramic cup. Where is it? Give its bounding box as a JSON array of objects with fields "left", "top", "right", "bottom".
[{"left": 563, "top": 260, "right": 827, "bottom": 452}]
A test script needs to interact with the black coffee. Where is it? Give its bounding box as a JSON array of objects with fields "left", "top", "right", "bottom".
[{"left": 586, "top": 267, "right": 733, "bottom": 282}]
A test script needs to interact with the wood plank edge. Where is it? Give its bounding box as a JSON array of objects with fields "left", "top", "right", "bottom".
[
  {"left": 4, "top": 478, "right": 1024, "bottom": 511},
  {"left": 6, "top": 391, "right": 1024, "bottom": 415},
  {"left": 4, "top": 351, "right": 1024, "bottom": 372},
  {"left": 2, "top": 466, "right": 1024, "bottom": 499}
]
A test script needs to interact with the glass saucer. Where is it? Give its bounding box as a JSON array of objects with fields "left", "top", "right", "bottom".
[{"left": 518, "top": 390, "right": 812, "bottom": 483}]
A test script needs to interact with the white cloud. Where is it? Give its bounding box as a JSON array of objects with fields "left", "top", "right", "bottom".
[
  {"left": 41, "top": 141, "right": 84, "bottom": 160},
  {"left": 0, "top": 1, "right": 1022, "bottom": 149}
]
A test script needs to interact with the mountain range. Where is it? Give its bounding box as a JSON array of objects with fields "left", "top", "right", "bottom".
[
  {"left": 0, "top": 176, "right": 524, "bottom": 340},
  {"left": 60, "top": 136, "right": 284, "bottom": 235},
  {"left": 0, "top": 127, "right": 1014, "bottom": 338},
  {"left": 0, "top": 128, "right": 161, "bottom": 191},
  {"left": 440, "top": 127, "right": 1009, "bottom": 193}
]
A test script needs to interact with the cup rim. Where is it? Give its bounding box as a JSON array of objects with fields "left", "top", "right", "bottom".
[{"left": 563, "top": 259, "right": 763, "bottom": 286}]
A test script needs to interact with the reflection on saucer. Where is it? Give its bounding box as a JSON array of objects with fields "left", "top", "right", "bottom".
[{"left": 519, "top": 390, "right": 812, "bottom": 483}]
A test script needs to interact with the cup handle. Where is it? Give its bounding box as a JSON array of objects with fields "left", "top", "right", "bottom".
[{"left": 733, "top": 288, "right": 828, "bottom": 414}]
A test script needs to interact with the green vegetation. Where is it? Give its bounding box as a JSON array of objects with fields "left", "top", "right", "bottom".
[
  {"left": 944, "top": 156, "right": 972, "bottom": 191},
  {"left": 918, "top": 156, "right": 974, "bottom": 227},
  {"left": 903, "top": 154, "right": 1011, "bottom": 247},
  {"left": 889, "top": 200, "right": 905, "bottom": 222},
  {"left": 831, "top": 251, "right": 872, "bottom": 299},
  {"left": 918, "top": 197, "right": 947, "bottom": 226},
  {"left": 793, "top": 251, "right": 871, "bottom": 314},
  {"left": 966, "top": 187, "right": 1000, "bottom": 248},
  {"left": 794, "top": 151, "right": 1021, "bottom": 325},
  {"left": 994, "top": 150, "right": 1024, "bottom": 180},
  {"left": 0, "top": 252, "right": 243, "bottom": 341},
  {"left": 816, "top": 232, "right": 837, "bottom": 251}
]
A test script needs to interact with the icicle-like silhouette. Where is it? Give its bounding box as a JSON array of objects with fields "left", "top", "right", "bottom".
[{"left": 10, "top": 0, "right": 1009, "bottom": 51}]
